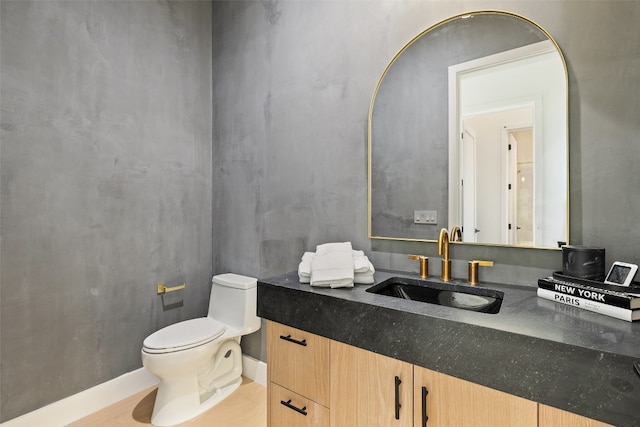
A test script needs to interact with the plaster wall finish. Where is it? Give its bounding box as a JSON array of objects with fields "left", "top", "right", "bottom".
[
  {"left": 0, "top": 1, "right": 212, "bottom": 422},
  {"left": 1, "top": 0, "right": 639, "bottom": 422},
  {"left": 212, "top": 0, "right": 640, "bottom": 362}
]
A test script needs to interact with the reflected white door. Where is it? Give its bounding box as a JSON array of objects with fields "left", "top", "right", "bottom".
[
  {"left": 506, "top": 129, "right": 534, "bottom": 245},
  {"left": 461, "top": 127, "right": 477, "bottom": 242}
]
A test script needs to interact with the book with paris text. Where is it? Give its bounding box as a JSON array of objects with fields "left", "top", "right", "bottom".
[
  {"left": 537, "top": 287, "right": 640, "bottom": 322},
  {"left": 538, "top": 277, "right": 640, "bottom": 310}
]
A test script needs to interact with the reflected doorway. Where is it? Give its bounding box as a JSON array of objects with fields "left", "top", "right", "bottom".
[
  {"left": 460, "top": 107, "right": 534, "bottom": 244},
  {"left": 461, "top": 128, "right": 477, "bottom": 242},
  {"left": 507, "top": 128, "right": 534, "bottom": 245},
  {"left": 447, "top": 38, "right": 566, "bottom": 247}
]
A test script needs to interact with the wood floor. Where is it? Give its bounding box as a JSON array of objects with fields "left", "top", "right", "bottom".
[{"left": 67, "top": 378, "right": 266, "bottom": 427}]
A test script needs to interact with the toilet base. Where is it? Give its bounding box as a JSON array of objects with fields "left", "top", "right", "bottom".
[{"left": 150, "top": 376, "right": 242, "bottom": 427}]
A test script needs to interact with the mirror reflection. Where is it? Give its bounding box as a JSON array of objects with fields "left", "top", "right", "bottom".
[{"left": 369, "top": 11, "right": 568, "bottom": 248}]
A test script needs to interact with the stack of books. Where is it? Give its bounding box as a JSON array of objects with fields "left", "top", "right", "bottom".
[{"left": 537, "top": 272, "right": 640, "bottom": 322}]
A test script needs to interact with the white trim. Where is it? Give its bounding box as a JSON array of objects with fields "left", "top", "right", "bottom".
[
  {"left": 1, "top": 355, "right": 267, "bottom": 427},
  {"left": 242, "top": 354, "right": 267, "bottom": 387},
  {"left": 0, "top": 368, "right": 159, "bottom": 427},
  {"left": 448, "top": 40, "right": 556, "bottom": 80}
]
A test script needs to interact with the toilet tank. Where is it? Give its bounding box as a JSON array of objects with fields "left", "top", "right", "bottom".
[{"left": 209, "top": 273, "right": 261, "bottom": 335}]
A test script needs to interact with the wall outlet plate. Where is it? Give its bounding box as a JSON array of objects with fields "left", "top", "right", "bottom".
[{"left": 414, "top": 210, "right": 437, "bottom": 225}]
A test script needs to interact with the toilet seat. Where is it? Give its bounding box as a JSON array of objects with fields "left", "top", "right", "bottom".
[{"left": 143, "top": 318, "right": 226, "bottom": 354}]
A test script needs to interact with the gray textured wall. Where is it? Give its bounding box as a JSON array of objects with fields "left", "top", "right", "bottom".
[
  {"left": 2, "top": 0, "right": 640, "bottom": 422},
  {"left": 0, "top": 1, "right": 212, "bottom": 422},
  {"left": 212, "top": 0, "right": 640, "bottom": 362}
]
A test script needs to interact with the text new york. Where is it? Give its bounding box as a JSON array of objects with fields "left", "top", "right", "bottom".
[{"left": 554, "top": 284, "right": 605, "bottom": 302}]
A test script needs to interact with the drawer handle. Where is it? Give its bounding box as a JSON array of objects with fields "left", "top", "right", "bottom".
[
  {"left": 421, "top": 386, "right": 429, "bottom": 426},
  {"left": 279, "top": 334, "right": 307, "bottom": 346},
  {"left": 394, "top": 376, "right": 402, "bottom": 420},
  {"left": 280, "top": 399, "right": 308, "bottom": 416}
]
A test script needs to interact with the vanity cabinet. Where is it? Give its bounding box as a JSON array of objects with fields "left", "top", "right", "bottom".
[
  {"left": 330, "top": 340, "right": 413, "bottom": 426},
  {"left": 414, "top": 365, "right": 537, "bottom": 426},
  {"left": 266, "top": 321, "right": 612, "bottom": 427},
  {"left": 331, "top": 342, "right": 536, "bottom": 427},
  {"left": 267, "top": 321, "right": 330, "bottom": 426},
  {"left": 539, "top": 404, "right": 613, "bottom": 427}
]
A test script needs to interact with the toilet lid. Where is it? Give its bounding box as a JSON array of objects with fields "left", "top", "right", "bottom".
[{"left": 143, "top": 318, "right": 226, "bottom": 353}]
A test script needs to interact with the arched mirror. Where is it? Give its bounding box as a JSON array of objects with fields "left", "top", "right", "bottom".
[{"left": 368, "top": 10, "right": 568, "bottom": 249}]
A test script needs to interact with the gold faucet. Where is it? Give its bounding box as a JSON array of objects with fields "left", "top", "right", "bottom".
[
  {"left": 450, "top": 226, "right": 462, "bottom": 242},
  {"left": 468, "top": 260, "right": 494, "bottom": 285},
  {"left": 438, "top": 228, "right": 451, "bottom": 281},
  {"left": 408, "top": 255, "right": 429, "bottom": 278}
]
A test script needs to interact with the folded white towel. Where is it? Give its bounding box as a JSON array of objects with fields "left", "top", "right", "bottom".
[
  {"left": 311, "top": 242, "right": 354, "bottom": 288},
  {"left": 355, "top": 271, "right": 375, "bottom": 285},
  {"left": 298, "top": 252, "right": 314, "bottom": 283},
  {"left": 316, "top": 241, "right": 353, "bottom": 255},
  {"left": 353, "top": 251, "right": 375, "bottom": 274},
  {"left": 298, "top": 247, "right": 375, "bottom": 286}
]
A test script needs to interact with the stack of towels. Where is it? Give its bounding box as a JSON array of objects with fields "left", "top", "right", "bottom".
[{"left": 298, "top": 242, "right": 375, "bottom": 288}]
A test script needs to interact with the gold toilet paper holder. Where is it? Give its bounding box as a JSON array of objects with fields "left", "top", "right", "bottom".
[{"left": 157, "top": 283, "right": 186, "bottom": 294}]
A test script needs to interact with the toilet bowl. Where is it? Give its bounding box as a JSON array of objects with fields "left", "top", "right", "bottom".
[{"left": 141, "top": 273, "right": 261, "bottom": 427}]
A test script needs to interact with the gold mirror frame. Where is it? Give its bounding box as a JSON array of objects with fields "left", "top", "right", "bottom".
[{"left": 368, "top": 10, "right": 569, "bottom": 249}]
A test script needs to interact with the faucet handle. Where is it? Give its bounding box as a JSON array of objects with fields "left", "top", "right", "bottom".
[
  {"left": 468, "top": 260, "right": 494, "bottom": 285},
  {"left": 408, "top": 255, "right": 429, "bottom": 278}
]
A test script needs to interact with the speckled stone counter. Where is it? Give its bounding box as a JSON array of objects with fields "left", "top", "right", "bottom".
[{"left": 257, "top": 270, "right": 640, "bottom": 426}]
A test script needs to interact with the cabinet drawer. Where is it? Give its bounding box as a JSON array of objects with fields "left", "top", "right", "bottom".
[
  {"left": 267, "top": 321, "right": 330, "bottom": 406},
  {"left": 269, "top": 383, "right": 329, "bottom": 427}
]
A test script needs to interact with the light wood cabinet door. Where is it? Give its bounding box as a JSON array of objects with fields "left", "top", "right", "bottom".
[
  {"left": 539, "top": 404, "right": 613, "bottom": 427},
  {"left": 330, "top": 340, "right": 413, "bottom": 427},
  {"left": 267, "top": 321, "right": 330, "bottom": 407},
  {"left": 270, "top": 382, "right": 329, "bottom": 427},
  {"left": 413, "top": 366, "right": 537, "bottom": 427}
]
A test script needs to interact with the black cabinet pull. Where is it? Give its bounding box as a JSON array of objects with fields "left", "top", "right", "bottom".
[
  {"left": 421, "top": 386, "right": 429, "bottom": 426},
  {"left": 280, "top": 399, "right": 308, "bottom": 416},
  {"left": 279, "top": 334, "right": 307, "bottom": 346},
  {"left": 394, "top": 376, "right": 402, "bottom": 420}
]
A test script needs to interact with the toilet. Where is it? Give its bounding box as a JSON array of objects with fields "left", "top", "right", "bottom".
[{"left": 141, "top": 273, "right": 261, "bottom": 427}]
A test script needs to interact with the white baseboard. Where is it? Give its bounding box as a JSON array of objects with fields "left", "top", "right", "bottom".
[
  {"left": 0, "top": 368, "right": 160, "bottom": 427},
  {"left": 1, "top": 355, "right": 267, "bottom": 427},
  {"left": 241, "top": 354, "right": 267, "bottom": 386}
]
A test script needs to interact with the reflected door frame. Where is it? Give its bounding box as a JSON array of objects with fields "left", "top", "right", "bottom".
[
  {"left": 460, "top": 126, "right": 478, "bottom": 242},
  {"left": 460, "top": 112, "right": 534, "bottom": 245},
  {"left": 505, "top": 126, "right": 535, "bottom": 245},
  {"left": 449, "top": 41, "right": 551, "bottom": 244}
]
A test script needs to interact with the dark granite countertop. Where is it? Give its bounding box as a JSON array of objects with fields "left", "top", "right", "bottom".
[{"left": 257, "top": 270, "right": 640, "bottom": 426}]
